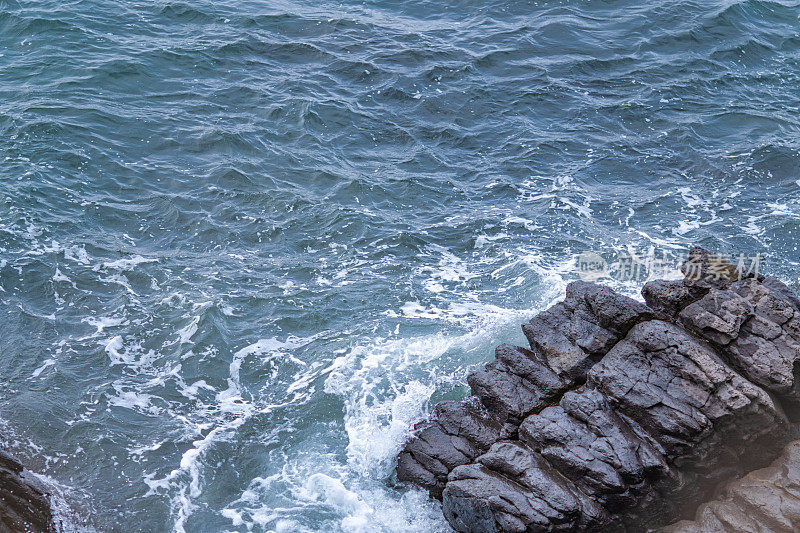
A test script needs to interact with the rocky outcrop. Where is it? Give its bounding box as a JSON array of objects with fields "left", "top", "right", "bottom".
[
  {"left": 396, "top": 282, "right": 654, "bottom": 499},
  {"left": 0, "top": 450, "right": 54, "bottom": 532},
  {"left": 397, "top": 248, "right": 800, "bottom": 532},
  {"left": 662, "top": 439, "right": 800, "bottom": 532}
]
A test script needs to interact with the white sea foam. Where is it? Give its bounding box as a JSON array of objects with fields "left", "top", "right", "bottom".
[
  {"left": 474, "top": 232, "right": 508, "bottom": 248},
  {"left": 104, "top": 336, "right": 127, "bottom": 365},
  {"left": 31, "top": 471, "right": 97, "bottom": 533},
  {"left": 302, "top": 474, "right": 374, "bottom": 529},
  {"left": 63, "top": 245, "right": 91, "bottom": 265},
  {"left": 675, "top": 220, "right": 700, "bottom": 235},
  {"left": 501, "top": 215, "right": 538, "bottom": 231},
  {"left": 767, "top": 201, "right": 794, "bottom": 217},
  {"left": 107, "top": 386, "right": 159, "bottom": 415},
  {"left": 52, "top": 267, "right": 75, "bottom": 286},
  {"left": 142, "top": 334, "right": 320, "bottom": 532},
  {"left": 82, "top": 316, "right": 128, "bottom": 335},
  {"left": 416, "top": 246, "right": 476, "bottom": 295},
  {"left": 32, "top": 359, "right": 56, "bottom": 377},
  {"left": 634, "top": 229, "right": 684, "bottom": 249},
  {"left": 98, "top": 273, "right": 135, "bottom": 294},
  {"left": 314, "top": 264, "right": 569, "bottom": 530},
  {"left": 175, "top": 315, "right": 200, "bottom": 345},
  {"left": 222, "top": 455, "right": 448, "bottom": 533},
  {"left": 215, "top": 247, "right": 572, "bottom": 533},
  {"left": 558, "top": 196, "right": 593, "bottom": 218},
  {"left": 677, "top": 186, "right": 704, "bottom": 208},
  {"left": 96, "top": 255, "right": 157, "bottom": 272}
]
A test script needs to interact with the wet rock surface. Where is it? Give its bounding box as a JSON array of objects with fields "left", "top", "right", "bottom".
[
  {"left": 396, "top": 247, "right": 800, "bottom": 532},
  {"left": 444, "top": 441, "right": 608, "bottom": 533},
  {"left": 396, "top": 397, "right": 508, "bottom": 498},
  {"left": 0, "top": 449, "right": 54, "bottom": 532}
]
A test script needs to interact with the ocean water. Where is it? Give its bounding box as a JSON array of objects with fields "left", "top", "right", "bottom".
[{"left": 1, "top": 0, "right": 799, "bottom": 531}]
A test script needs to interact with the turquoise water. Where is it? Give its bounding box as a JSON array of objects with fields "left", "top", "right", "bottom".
[{"left": 1, "top": 0, "right": 800, "bottom": 531}]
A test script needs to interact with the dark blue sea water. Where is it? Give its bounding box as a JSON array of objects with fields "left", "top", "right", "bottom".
[{"left": 1, "top": 0, "right": 800, "bottom": 531}]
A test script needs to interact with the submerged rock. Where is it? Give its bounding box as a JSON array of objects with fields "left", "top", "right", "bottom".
[{"left": 396, "top": 247, "right": 800, "bottom": 532}]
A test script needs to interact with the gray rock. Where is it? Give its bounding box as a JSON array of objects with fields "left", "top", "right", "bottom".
[
  {"left": 678, "top": 289, "right": 753, "bottom": 345},
  {"left": 522, "top": 281, "right": 652, "bottom": 381},
  {"left": 518, "top": 387, "right": 669, "bottom": 512},
  {"left": 662, "top": 439, "right": 800, "bottom": 533},
  {"left": 680, "top": 247, "right": 747, "bottom": 290},
  {"left": 762, "top": 276, "right": 800, "bottom": 311},
  {"left": 467, "top": 344, "right": 566, "bottom": 426},
  {"left": 398, "top": 247, "right": 800, "bottom": 532},
  {"left": 642, "top": 279, "right": 702, "bottom": 319},
  {"left": 679, "top": 274, "right": 800, "bottom": 416},
  {"left": 443, "top": 441, "right": 608, "bottom": 533},
  {"left": 398, "top": 280, "right": 649, "bottom": 497},
  {"left": 397, "top": 398, "right": 506, "bottom": 498},
  {"left": 588, "top": 320, "right": 788, "bottom": 465}
]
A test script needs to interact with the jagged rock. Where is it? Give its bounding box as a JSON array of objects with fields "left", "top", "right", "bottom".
[
  {"left": 443, "top": 441, "right": 608, "bottom": 533},
  {"left": 678, "top": 289, "right": 753, "bottom": 345},
  {"left": 662, "top": 439, "right": 800, "bottom": 533},
  {"left": 398, "top": 281, "right": 652, "bottom": 498},
  {"left": 0, "top": 449, "right": 54, "bottom": 532},
  {"left": 588, "top": 319, "right": 788, "bottom": 465},
  {"left": 522, "top": 281, "right": 653, "bottom": 381},
  {"left": 397, "top": 398, "right": 507, "bottom": 498},
  {"left": 467, "top": 344, "right": 566, "bottom": 426},
  {"left": 397, "top": 247, "right": 800, "bottom": 533},
  {"left": 642, "top": 279, "right": 702, "bottom": 319},
  {"left": 518, "top": 388, "right": 669, "bottom": 513},
  {"left": 644, "top": 252, "right": 800, "bottom": 418},
  {"left": 680, "top": 247, "right": 748, "bottom": 290},
  {"left": 763, "top": 276, "right": 800, "bottom": 311}
]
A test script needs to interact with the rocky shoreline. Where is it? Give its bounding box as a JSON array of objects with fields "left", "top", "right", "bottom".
[{"left": 397, "top": 248, "right": 800, "bottom": 532}]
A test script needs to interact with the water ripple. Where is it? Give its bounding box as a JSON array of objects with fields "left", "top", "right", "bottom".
[{"left": 1, "top": 0, "right": 800, "bottom": 531}]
